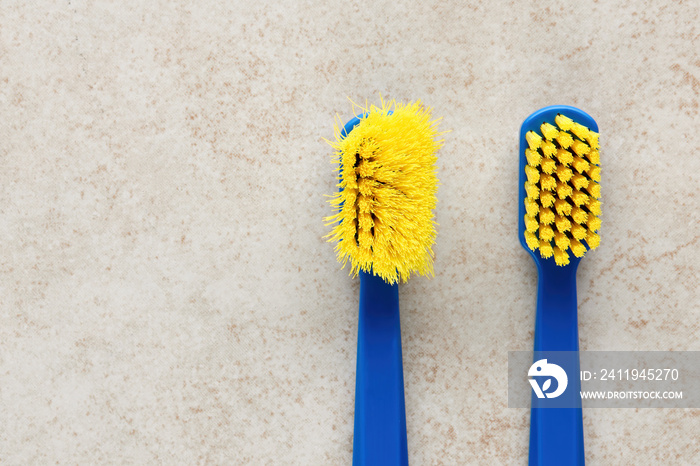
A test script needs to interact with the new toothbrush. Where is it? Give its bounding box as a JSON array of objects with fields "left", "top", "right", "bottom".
[
  {"left": 518, "top": 106, "right": 601, "bottom": 466},
  {"left": 327, "top": 101, "right": 442, "bottom": 466}
]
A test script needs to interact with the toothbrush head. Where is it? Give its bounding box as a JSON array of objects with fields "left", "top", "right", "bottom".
[
  {"left": 519, "top": 106, "right": 600, "bottom": 267},
  {"left": 326, "top": 100, "right": 443, "bottom": 284}
]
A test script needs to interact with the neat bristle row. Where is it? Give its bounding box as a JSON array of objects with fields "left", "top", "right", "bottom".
[
  {"left": 327, "top": 100, "right": 442, "bottom": 284},
  {"left": 524, "top": 115, "right": 600, "bottom": 266}
]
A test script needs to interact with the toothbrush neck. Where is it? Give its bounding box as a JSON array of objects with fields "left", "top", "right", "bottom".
[{"left": 534, "top": 261, "right": 580, "bottom": 352}]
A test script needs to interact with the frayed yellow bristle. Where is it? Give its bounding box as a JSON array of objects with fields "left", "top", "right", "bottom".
[
  {"left": 553, "top": 246, "right": 570, "bottom": 266},
  {"left": 540, "top": 122, "right": 559, "bottom": 140},
  {"left": 525, "top": 165, "right": 540, "bottom": 184},
  {"left": 570, "top": 123, "right": 590, "bottom": 141},
  {"left": 540, "top": 191, "right": 555, "bottom": 208},
  {"left": 570, "top": 140, "right": 590, "bottom": 157},
  {"left": 540, "top": 241, "right": 554, "bottom": 258},
  {"left": 539, "top": 224, "right": 554, "bottom": 242},
  {"left": 555, "top": 114, "right": 574, "bottom": 131},
  {"left": 571, "top": 206, "right": 588, "bottom": 225},
  {"left": 525, "top": 198, "right": 539, "bottom": 217},
  {"left": 524, "top": 214, "right": 538, "bottom": 232},
  {"left": 556, "top": 148, "right": 573, "bottom": 166},
  {"left": 523, "top": 113, "right": 601, "bottom": 265},
  {"left": 586, "top": 181, "right": 601, "bottom": 199},
  {"left": 554, "top": 232, "right": 570, "bottom": 250},
  {"left": 587, "top": 150, "right": 600, "bottom": 165},
  {"left": 540, "top": 174, "right": 556, "bottom": 191},
  {"left": 554, "top": 199, "right": 572, "bottom": 216},
  {"left": 556, "top": 166, "right": 573, "bottom": 183},
  {"left": 525, "top": 231, "right": 539, "bottom": 251},
  {"left": 587, "top": 198, "right": 602, "bottom": 216},
  {"left": 586, "top": 230, "right": 601, "bottom": 249},
  {"left": 540, "top": 208, "right": 555, "bottom": 225},
  {"left": 326, "top": 99, "right": 442, "bottom": 284},
  {"left": 555, "top": 132, "right": 573, "bottom": 149},
  {"left": 525, "top": 181, "right": 540, "bottom": 199},
  {"left": 571, "top": 174, "right": 589, "bottom": 190},
  {"left": 571, "top": 156, "right": 590, "bottom": 173},
  {"left": 570, "top": 239, "right": 586, "bottom": 257},
  {"left": 587, "top": 216, "right": 601, "bottom": 232},
  {"left": 571, "top": 223, "right": 587, "bottom": 240},
  {"left": 541, "top": 158, "right": 557, "bottom": 175},
  {"left": 526, "top": 131, "right": 542, "bottom": 149},
  {"left": 541, "top": 140, "right": 556, "bottom": 157},
  {"left": 587, "top": 132, "right": 599, "bottom": 150},
  {"left": 525, "top": 148, "right": 542, "bottom": 167},
  {"left": 556, "top": 181, "right": 573, "bottom": 199},
  {"left": 555, "top": 215, "right": 571, "bottom": 232},
  {"left": 571, "top": 189, "right": 589, "bottom": 206}
]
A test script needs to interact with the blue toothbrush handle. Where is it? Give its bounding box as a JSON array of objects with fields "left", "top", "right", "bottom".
[
  {"left": 529, "top": 260, "right": 585, "bottom": 466},
  {"left": 353, "top": 271, "right": 408, "bottom": 466}
]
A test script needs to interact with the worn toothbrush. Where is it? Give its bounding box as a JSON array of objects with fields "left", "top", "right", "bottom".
[
  {"left": 518, "top": 106, "right": 601, "bottom": 465},
  {"left": 327, "top": 100, "right": 442, "bottom": 466}
]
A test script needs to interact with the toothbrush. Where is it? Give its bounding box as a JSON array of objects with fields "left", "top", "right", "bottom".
[
  {"left": 327, "top": 100, "right": 442, "bottom": 466},
  {"left": 518, "top": 106, "right": 600, "bottom": 466}
]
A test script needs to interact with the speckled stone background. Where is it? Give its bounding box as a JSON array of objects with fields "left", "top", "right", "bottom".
[{"left": 1, "top": 1, "right": 698, "bottom": 464}]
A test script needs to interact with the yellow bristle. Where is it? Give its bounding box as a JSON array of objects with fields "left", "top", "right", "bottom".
[
  {"left": 526, "top": 131, "right": 542, "bottom": 149},
  {"left": 570, "top": 140, "right": 590, "bottom": 157},
  {"left": 540, "top": 174, "right": 556, "bottom": 191},
  {"left": 587, "top": 150, "right": 600, "bottom": 165},
  {"left": 570, "top": 123, "right": 590, "bottom": 141},
  {"left": 587, "top": 131, "right": 599, "bottom": 150},
  {"left": 524, "top": 214, "right": 538, "bottom": 232},
  {"left": 540, "top": 191, "right": 555, "bottom": 208},
  {"left": 539, "top": 241, "right": 554, "bottom": 258},
  {"left": 570, "top": 239, "right": 586, "bottom": 257},
  {"left": 555, "top": 114, "right": 574, "bottom": 131},
  {"left": 540, "top": 208, "right": 555, "bottom": 225},
  {"left": 587, "top": 198, "right": 602, "bottom": 216},
  {"left": 555, "top": 215, "right": 571, "bottom": 232},
  {"left": 571, "top": 206, "right": 588, "bottom": 225},
  {"left": 541, "top": 140, "right": 556, "bottom": 157},
  {"left": 586, "top": 181, "right": 601, "bottom": 199},
  {"left": 571, "top": 156, "right": 590, "bottom": 173},
  {"left": 586, "top": 230, "right": 601, "bottom": 249},
  {"left": 525, "top": 148, "right": 542, "bottom": 167},
  {"left": 525, "top": 181, "right": 540, "bottom": 199},
  {"left": 553, "top": 246, "right": 570, "bottom": 266},
  {"left": 541, "top": 122, "right": 559, "bottom": 140},
  {"left": 571, "top": 223, "right": 587, "bottom": 240},
  {"left": 541, "top": 158, "right": 557, "bottom": 174},
  {"left": 556, "top": 149, "right": 574, "bottom": 165},
  {"left": 556, "top": 181, "right": 573, "bottom": 199},
  {"left": 525, "top": 165, "right": 540, "bottom": 184},
  {"left": 555, "top": 132, "right": 573, "bottom": 149},
  {"left": 571, "top": 190, "right": 589, "bottom": 206},
  {"left": 556, "top": 166, "right": 573, "bottom": 183},
  {"left": 525, "top": 231, "right": 539, "bottom": 251},
  {"left": 588, "top": 165, "right": 601, "bottom": 182},
  {"left": 539, "top": 224, "right": 555, "bottom": 242},
  {"left": 525, "top": 198, "right": 539, "bottom": 217},
  {"left": 554, "top": 199, "right": 572, "bottom": 216},
  {"left": 554, "top": 232, "right": 570, "bottom": 250},
  {"left": 571, "top": 174, "right": 589, "bottom": 190},
  {"left": 587, "top": 215, "right": 601, "bottom": 232},
  {"left": 326, "top": 100, "right": 442, "bottom": 284}
]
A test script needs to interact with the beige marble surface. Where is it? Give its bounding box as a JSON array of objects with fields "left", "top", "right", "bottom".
[{"left": 1, "top": 1, "right": 699, "bottom": 464}]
